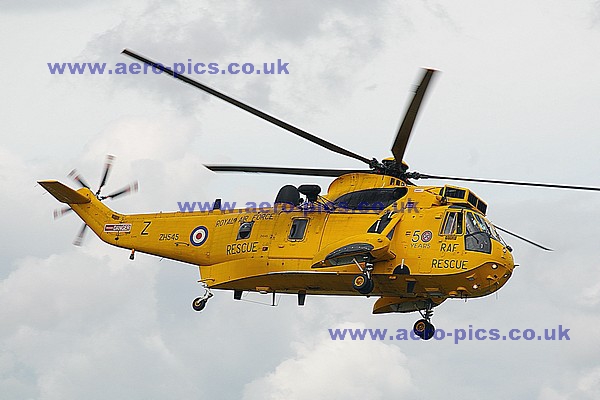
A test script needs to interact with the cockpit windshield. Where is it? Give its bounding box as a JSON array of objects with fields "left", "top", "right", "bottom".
[
  {"left": 465, "top": 212, "right": 488, "bottom": 234},
  {"left": 488, "top": 222, "right": 508, "bottom": 247},
  {"left": 442, "top": 210, "right": 508, "bottom": 253},
  {"left": 465, "top": 211, "right": 507, "bottom": 246}
]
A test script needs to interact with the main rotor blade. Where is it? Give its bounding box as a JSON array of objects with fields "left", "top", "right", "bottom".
[
  {"left": 494, "top": 225, "right": 553, "bottom": 251},
  {"left": 97, "top": 154, "right": 115, "bottom": 196},
  {"left": 391, "top": 68, "right": 437, "bottom": 163},
  {"left": 101, "top": 181, "right": 139, "bottom": 200},
  {"left": 205, "top": 165, "right": 367, "bottom": 177},
  {"left": 407, "top": 172, "right": 600, "bottom": 192},
  {"left": 122, "top": 49, "right": 371, "bottom": 165}
]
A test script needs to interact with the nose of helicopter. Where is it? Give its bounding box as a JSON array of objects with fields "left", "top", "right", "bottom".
[
  {"left": 449, "top": 243, "right": 515, "bottom": 298},
  {"left": 474, "top": 245, "right": 515, "bottom": 294}
]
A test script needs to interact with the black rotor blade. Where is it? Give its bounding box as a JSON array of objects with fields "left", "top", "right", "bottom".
[
  {"left": 122, "top": 49, "right": 371, "bottom": 165},
  {"left": 73, "top": 224, "right": 88, "bottom": 246},
  {"left": 97, "top": 155, "right": 115, "bottom": 196},
  {"left": 102, "top": 181, "right": 139, "bottom": 200},
  {"left": 54, "top": 206, "right": 73, "bottom": 219},
  {"left": 68, "top": 169, "right": 91, "bottom": 190},
  {"left": 205, "top": 165, "right": 368, "bottom": 177},
  {"left": 391, "top": 68, "right": 437, "bottom": 163},
  {"left": 494, "top": 225, "right": 553, "bottom": 251},
  {"left": 408, "top": 172, "right": 600, "bottom": 192}
]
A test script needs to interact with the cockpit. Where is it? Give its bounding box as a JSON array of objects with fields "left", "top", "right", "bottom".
[{"left": 441, "top": 209, "right": 508, "bottom": 253}]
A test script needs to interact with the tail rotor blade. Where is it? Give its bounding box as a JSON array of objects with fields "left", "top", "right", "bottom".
[
  {"left": 97, "top": 155, "right": 115, "bottom": 196},
  {"left": 53, "top": 206, "right": 73, "bottom": 219},
  {"left": 73, "top": 224, "right": 88, "bottom": 246},
  {"left": 102, "top": 181, "right": 139, "bottom": 200},
  {"left": 68, "top": 169, "right": 91, "bottom": 190}
]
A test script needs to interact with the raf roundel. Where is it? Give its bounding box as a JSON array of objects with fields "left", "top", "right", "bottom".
[
  {"left": 190, "top": 226, "right": 209, "bottom": 246},
  {"left": 421, "top": 230, "right": 433, "bottom": 243}
]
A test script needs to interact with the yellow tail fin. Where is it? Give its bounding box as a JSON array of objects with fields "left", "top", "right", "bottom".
[{"left": 38, "top": 180, "right": 91, "bottom": 204}]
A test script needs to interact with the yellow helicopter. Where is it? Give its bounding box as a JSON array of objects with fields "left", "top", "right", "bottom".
[{"left": 39, "top": 49, "right": 600, "bottom": 340}]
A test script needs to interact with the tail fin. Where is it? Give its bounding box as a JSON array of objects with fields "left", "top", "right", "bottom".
[
  {"left": 38, "top": 180, "right": 91, "bottom": 204},
  {"left": 39, "top": 180, "right": 123, "bottom": 246}
]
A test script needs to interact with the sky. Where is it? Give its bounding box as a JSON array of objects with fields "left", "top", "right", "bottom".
[{"left": 2, "top": 0, "right": 600, "bottom": 398}]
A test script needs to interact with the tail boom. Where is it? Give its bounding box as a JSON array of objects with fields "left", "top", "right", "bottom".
[{"left": 39, "top": 180, "right": 212, "bottom": 266}]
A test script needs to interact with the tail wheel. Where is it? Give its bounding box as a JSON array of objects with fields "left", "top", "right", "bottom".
[
  {"left": 192, "top": 297, "right": 207, "bottom": 312},
  {"left": 352, "top": 274, "right": 374, "bottom": 295}
]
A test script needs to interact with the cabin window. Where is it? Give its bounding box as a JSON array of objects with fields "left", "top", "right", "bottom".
[
  {"left": 441, "top": 211, "right": 463, "bottom": 235},
  {"left": 289, "top": 218, "right": 309, "bottom": 240},
  {"left": 237, "top": 222, "right": 254, "bottom": 240}
]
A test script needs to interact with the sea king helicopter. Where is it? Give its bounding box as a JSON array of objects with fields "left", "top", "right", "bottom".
[{"left": 39, "top": 49, "right": 600, "bottom": 340}]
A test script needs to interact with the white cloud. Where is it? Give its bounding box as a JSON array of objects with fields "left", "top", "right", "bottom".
[
  {"left": 538, "top": 366, "right": 600, "bottom": 400},
  {"left": 243, "top": 323, "right": 415, "bottom": 400},
  {"left": 577, "top": 367, "right": 600, "bottom": 398}
]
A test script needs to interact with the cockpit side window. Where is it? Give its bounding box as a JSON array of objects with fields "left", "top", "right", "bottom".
[
  {"left": 441, "top": 211, "right": 463, "bottom": 235},
  {"left": 465, "top": 212, "right": 478, "bottom": 234}
]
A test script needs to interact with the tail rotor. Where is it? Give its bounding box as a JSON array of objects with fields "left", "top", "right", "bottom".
[{"left": 53, "top": 155, "right": 138, "bottom": 246}]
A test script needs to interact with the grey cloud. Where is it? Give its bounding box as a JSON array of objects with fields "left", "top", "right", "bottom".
[
  {"left": 80, "top": 0, "right": 397, "bottom": 117},
  {"left": 0, "top": 0, "right": 117, "bottom": 12}
]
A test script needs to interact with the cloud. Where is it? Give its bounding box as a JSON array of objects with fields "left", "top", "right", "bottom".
[
  {"left": 0, "top": 249, "right": 180, "bottom": 399},
  {"left": 80, "top": 0, "right": 396, "bottom": 117},
  {"left": 538, "top": 366, "right": 600, "bottom": 400},
  {"left": 0, "top": 0, "right": 108, "bottom": 13},
  {"left": 243, "top": 323, "right": 415, "bottom": 400}
]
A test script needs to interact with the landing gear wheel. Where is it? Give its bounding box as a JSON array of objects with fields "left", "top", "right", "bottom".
[
  {"left": 352, "top": 274, "right": 374, "bottom": 295},
  {"left": 192, "top": 282, "right": 213, "bottom": 312},
  {"left": 192, "top": 297, "right": 207, "bottom": 312},
  {"left": 413, "top": 318, "right": 435, "bottom": 340}
]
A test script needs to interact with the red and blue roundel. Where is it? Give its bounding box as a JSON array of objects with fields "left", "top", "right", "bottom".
[
  {"left": 190, "top": 226, "right": 209, "bottom": 246},
  {"left": 421, "top": 230, "right": 433, "bottom": 242}
]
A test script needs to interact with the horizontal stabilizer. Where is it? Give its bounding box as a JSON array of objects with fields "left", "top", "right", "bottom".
[{"left": 38, "top": 180, "right": 91, "bottom": 204}]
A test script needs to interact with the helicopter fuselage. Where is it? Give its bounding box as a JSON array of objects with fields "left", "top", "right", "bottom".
[{"left": 45, "top": 172, "right": 515, "bottom": 314}]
